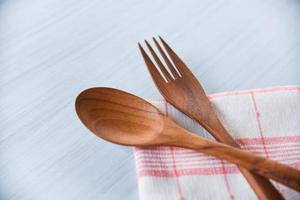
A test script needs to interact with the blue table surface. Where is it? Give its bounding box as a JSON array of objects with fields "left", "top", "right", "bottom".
[{"left": 1, "top": 0, "right": 300, "bottom": 199}]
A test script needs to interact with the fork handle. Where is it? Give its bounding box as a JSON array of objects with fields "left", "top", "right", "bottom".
[
  {"left": 195, "top": 114, "right": 285, "bottom": 200},
  {"left": 181, "top": 131, "right": 300, "bottom": 193}
]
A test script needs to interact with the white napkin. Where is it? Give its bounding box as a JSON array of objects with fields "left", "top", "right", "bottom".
[{"left": 134, "top": 86, "right": 300, "bottom": 200}]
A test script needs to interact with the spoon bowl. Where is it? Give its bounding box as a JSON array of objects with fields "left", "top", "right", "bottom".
[{"left": 75, "top": 87, "right": 166, "bottom": 146}]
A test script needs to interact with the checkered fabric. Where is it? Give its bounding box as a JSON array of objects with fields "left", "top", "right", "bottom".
[{"left": 134, "top": 86, "right": 300, "bottom": 200}]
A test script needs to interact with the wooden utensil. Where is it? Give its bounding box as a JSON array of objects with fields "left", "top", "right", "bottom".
[
  {"left": 139, "top": 36, "right": 284, "bottom": 200},
  {"left": 75, "top": 87, "right": 300, "bottom": 192}
]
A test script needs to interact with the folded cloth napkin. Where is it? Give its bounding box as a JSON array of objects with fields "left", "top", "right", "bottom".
[{"left": 134, "top": 86, "right": 300, "bottom": 200}]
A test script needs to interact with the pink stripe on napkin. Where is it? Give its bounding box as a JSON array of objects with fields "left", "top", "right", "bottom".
[{"left": 134, "top": 86, "right": 300, "bottom": 200}]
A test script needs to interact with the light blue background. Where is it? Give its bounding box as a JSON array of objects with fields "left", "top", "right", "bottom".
[{"left": 1, "top": 0, "right": 300, "bottom": 199}]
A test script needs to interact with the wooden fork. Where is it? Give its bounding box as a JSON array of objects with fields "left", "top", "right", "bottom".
[{"left": 139, "top": 36, "right": 284, "bottom": 200}]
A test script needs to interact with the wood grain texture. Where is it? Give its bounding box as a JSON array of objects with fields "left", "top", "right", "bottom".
[
  {"left": 139, "top": 36, "right": 284, "bottom": 200},
  {"left": 1, "top": 0, "right": 300, "bottom": 199},
  {"left": 75, "top": 87, "right": 300, "bottom": 192}
]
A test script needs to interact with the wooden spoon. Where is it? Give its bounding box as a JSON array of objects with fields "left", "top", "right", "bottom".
[{"left": 75, "top": 87, "right": 300, "bottom": 192}]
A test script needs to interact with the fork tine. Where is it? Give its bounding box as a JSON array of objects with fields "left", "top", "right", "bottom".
[
  {"left": 153, "top": 37, "right": 179, "bottom": 79},
  {"left": 144, "top": 40, "right": 172, "bottom": 81},
  {"left": 159, "top": 36, "right": 192, "bottom": 76},
  {"left": 138, "top": 43, "right": 167, "bottom": 85}
]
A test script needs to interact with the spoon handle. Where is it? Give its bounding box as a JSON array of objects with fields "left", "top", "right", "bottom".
[{"left": 183, "top": 133, "right": 300, "bottom": 192}]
